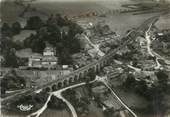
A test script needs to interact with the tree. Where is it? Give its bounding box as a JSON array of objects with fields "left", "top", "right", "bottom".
[
  {"left": 123, "top": 73, "right": 136, "bottom": 89},
  {"left": 59, "top": 48, "right": 73, "bottom": 65},
  {"left": 1, "top": 23, "right": 12, "bottom": 36},
  {"left": 2, "top": 48, "right": 19, "bottom": 68},
  {"left": 156, "top": 70, "right": 168, "bottom": 81},
  {"left": 12, "top": 21, "right": 21, "bottom": 35},
  {"left": 48, "top": 95, "right": 66, "bottom": 109},
  {"left": 69, "top": 37, "right": 81, "bottom": 54},
  {"left": 85, "top": 82, "right": 93, "bottom": 98},
  {"left": 68, "top": 22, "right": 83, "bottom": 38},
  {"left": 1, "top": 87, "right": 6, "bottom": 95},
  {"left": 26, "top": 16, "right": 43, "bottom": 30},
  {"left": 135, "top": 80, "right": 148, "bottom": 96},
  {"left": 1, "top": 70, "right": 26, "bottom": 91},
  {"left": 156, "top": 70, "right": 168, "bottom": 92},
  {"left": 23, "top": 14, "right": 82, "bottom": 64},
  {"left": 56, "top": 14, "right": 66, "bottom": 27},
  {"left": 87, "top": 68, "right": 96, "bottom": 80},
  {"left": 31, "top": 38, "right": 46, "bottom": 53},
  {"left": 24, "top": 33, "right": 35, "bottom": 48}
]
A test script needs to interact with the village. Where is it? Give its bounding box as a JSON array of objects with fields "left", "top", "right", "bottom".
[{"left": 1, "top": 0, "right": 170, "bottom": 117}]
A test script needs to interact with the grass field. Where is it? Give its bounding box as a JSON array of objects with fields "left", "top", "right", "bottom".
[
  {"left": 155, "top": 13, "right": 170, "bottom": 30},
  {"left": 13, "top": 30, "right": 36, "bottom": 42},
  {"left": 15, "top": 48, "right": 41, "bottom": 58},
  {"left": 1, "top": 0, "right": 161, "bottom": 36},
  {"left": 75, "top": 12, "right": 158, "bottom": 36},
  {"left": 40, "top": 109, "right": 71, "bottom": 117}
]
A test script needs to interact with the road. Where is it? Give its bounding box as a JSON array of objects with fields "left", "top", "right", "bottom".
[
  {"left": 27, "top": 79, "right": 96, "bottom": 117},
  {"left": 96, "top": 76, "right": 138, "bottom": 117},
  {"left": 27, "top": 75, "right": 138, "bottom": 117},
  {"left": 27, "top": 93, "right": 52, "bottom": 117},
  {"left": 53, "top": 93, "right": 78, "bottom": 117},
  {"left": 82, "top": 34, "right": 105, "bottom": 57},
  {"left": 145, "top": 22, "right": 163, "bottom": 70}
]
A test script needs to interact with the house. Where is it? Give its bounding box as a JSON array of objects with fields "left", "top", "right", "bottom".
[
  {"left": 76, "top": 20, "right": 94, "bottom": 30},
  {"left": 41, "top": 56, "right": 58, "bottom": 69},
  {"left": 72, "top": 53, "right": 91, "bottom": 68},
  {"left": 156, "top": 29, "right": 170, "bottom": 37},
  {"left": 61, "top": 65, "right": 73, "bottom": 76},
  {"left": 28, "top": 46, "right": 58, "bottom": 69},
  {"left": 88, "top": 49, "right": 98, "bottom": 58},
  {"left": 0, "top": 55, "right": 4, "bottom": 65},
  {"left": 136, "top": 36, "right": 146, "bottom": 48},
  {"left": 0, "top": 68, "right": 11, "bottom": 79},
  {"left": 43, "top": 46, "right": 55, "bottom": 56},
  {"left": 61, "top": 26, "right": 69, "bottom": 36},
  {"left": 28, "top": 55, "right": 42, "bottom": 68}
]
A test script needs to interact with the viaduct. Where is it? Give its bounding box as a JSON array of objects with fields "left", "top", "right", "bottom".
[{"left": 1, "top": 15, "right": 159, "bottom": 105}]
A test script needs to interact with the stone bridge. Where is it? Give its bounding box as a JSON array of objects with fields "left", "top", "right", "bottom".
[
  {"left": 1, "top": 15, "right": 160, "bottom": 105},
  {"left": 41, "top": 15, "right": 159, "bottom": 92}
]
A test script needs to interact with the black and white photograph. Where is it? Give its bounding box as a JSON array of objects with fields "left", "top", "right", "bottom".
[{"left": 0, "top": 0, "right": 170, "bottom": 117}]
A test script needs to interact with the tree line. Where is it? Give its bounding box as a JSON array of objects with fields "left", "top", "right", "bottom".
[{"left": 123, "top": 70, "right": 169, "bottom": 114}]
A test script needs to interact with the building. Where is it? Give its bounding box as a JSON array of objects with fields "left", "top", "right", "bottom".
[
  {"left": 0, "top": 68, "right": 11, "bottom": 79},
  {"left": 72, "top": 53, "right": 91, "bottom": 68},
  {"left": 28, "top": 46, "right": 58, "bottom": 69},
  {"left": 76, "top": 20, "right": 94, "bottom": 30},
  {"left": 0, "top": 55, "right": 4, "bottom": 66},
  {"left": 28, "top": 55, "right": 42, "bottom": 68},
  {"left": 43, "top": 46, "right": 56, "bottom": 56}
]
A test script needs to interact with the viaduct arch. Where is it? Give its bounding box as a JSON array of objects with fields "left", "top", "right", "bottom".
[{"left": 2, "top": 15, "right": 160, "bottom": 104}]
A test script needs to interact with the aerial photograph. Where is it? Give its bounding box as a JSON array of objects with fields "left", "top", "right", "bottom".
[{"left": 0, "top": 0, "right": 170, "bottom": 117}]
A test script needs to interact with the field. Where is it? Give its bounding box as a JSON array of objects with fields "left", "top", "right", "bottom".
[
  {"left": 13, "top": 30, "right": 36, "bottom": 42},
  {"left": 113, "top": 87, "right": 149, "bottom": 109},
  {"left": 15, "top": 48, "right": 41, "bottom": 58},
  {"left": 30, "top": 0, "right": 159, "bottom": 35},
  {"left": 155, "top": 13, "right": 170, "bottom": 29},
  {"left": 31, "top": 1, "right": 106, "bottom": 17},
  {"left": 75, "top": 12, "right": 158, "bottom": 37},
  {"left": 40, "top": 109, "right": 71, "bottom": 117},
  {"left": 1, "top": 1, "right": 24, "bottom": 24},
  {"left": 1, "top": 0, "right": 161, "bottom": 37}
]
